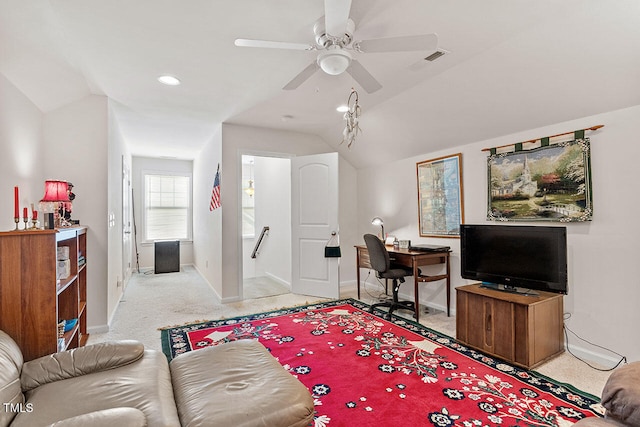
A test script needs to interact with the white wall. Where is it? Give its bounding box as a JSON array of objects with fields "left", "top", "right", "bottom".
[
  {"left": 253, "top": 156, "right": 291, "bottom": 286},
  {"left": 357, "top": 104, "right": 640, "bottom": 364},
  {"left": 131, "top": 156, "right": 195, "bottom": 270},
  {"left": 0, "top": 74, "right": 45, "bottom": 231},
  {"left": 1, "top": 75, "right": 120, "bottom": 334},
  {"left": 106, "top": 100, "right": 131, "bottom": 327},
  {"left": 192, "top": 126, "right": 223, "bottom": 297},
  {"left": 42, "top": 95, "right": 109, "bottom": 332},
  {"left": 338, "top": 152, "right": 358, "bottom": 286}
]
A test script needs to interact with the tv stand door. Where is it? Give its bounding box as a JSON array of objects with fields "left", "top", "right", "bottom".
[
  {"left": 462, "top": 292, "right": 514, "bottom": 362},
  {"left": 456, "top": 283, "right": 564, "bottom": 369}
]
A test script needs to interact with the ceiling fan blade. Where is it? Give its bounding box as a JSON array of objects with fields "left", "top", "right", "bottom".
[
  {"left": 234, "top": 39, "right": 314, "bottom": 51},
  {"left": 324, "top": 0, "right": 352, "bottom": 37},
  {"left": 346, "top": 60, "right": 382, "bottom": 94},
  {"left": 283, "top": 62, "right": 320, "bottom": 90},
  {"left": 356, "top": 33, "right": 438, "bottom": 53}
]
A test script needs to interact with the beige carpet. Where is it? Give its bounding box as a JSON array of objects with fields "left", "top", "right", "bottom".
[
  {"left": 89, "top": 265, "right": 611, "bottom": 398},
  {"left": 243, "top": 275, "right": 290, "bottom": 299}
]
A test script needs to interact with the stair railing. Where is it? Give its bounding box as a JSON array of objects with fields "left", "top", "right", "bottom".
[{"left": 251, "top": 226, "right": 270, "bottom": 259}]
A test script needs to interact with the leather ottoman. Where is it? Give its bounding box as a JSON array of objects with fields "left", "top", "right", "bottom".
[{"left": 170, "top": 339, "right": 314, "bottom": 427}]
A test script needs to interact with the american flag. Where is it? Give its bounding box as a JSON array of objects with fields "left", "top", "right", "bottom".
[{"left": 209, "top": 165, "right": 221, "bottom": 211}]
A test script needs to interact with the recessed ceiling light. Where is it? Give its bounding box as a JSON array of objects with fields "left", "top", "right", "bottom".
[
  {"left": 336, "top": 105, "right": 349, "bottom": 113},
  {"left": 158, "top": 75, "right": 181, "bottom": 86}
]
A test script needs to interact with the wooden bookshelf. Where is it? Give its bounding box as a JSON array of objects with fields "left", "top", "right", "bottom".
[{"left": 0, "top": 226, "right": 88, "bottom": 361}]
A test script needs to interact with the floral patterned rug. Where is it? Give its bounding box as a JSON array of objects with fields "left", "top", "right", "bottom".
[{"left": 161, "top": 299, "right": 602, "bottom": 427}]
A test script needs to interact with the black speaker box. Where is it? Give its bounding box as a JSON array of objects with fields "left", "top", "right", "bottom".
[{"left": 154, "top": 240, "right": 180, "bottom": 274}]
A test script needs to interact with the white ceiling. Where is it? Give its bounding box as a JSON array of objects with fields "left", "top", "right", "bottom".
[{"left": 1, "top": 0, "right": 639, "bottom": 169}]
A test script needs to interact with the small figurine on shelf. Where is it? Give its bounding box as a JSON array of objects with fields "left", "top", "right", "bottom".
[{"left": 59, "top": 182, "right": 78, "bottom": 225}]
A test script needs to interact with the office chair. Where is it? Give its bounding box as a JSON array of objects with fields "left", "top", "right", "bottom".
[{"left": 363, "top": 234, "right": 416, "bottom": 319}]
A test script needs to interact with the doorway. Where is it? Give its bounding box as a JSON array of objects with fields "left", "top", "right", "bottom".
[
  {"left": 241, "top": 154, "right": 292, "bottom": 299},
  {"left": 122, "top": 155, "right": 132, "bottom": 288}
]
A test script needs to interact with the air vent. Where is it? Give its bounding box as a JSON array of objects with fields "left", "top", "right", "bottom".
[{"left": 424, "top": 49, "right": 448, "bottom": 62}]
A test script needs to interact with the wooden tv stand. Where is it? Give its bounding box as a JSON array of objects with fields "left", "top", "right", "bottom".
[{"left": 456, "top": 283, "right": 564, "bottom": 369}]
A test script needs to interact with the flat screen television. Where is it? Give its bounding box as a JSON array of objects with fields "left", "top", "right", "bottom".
[{"left": 460, "top": 224, "right": 567, "bottom": 295}]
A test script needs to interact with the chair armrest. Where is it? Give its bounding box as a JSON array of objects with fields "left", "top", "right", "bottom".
[
  {"left": 21, "top": 340, "right": 144, "bottom": 392},
  {"left": 48, "top": 407, "right": 147, "bottom": 427}
]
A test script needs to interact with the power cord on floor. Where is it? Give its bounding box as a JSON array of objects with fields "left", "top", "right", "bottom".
[
  {"left": 361, "top": 270, "right": 392, "bottom": 303},
  {"left": 563, "top": 313, "right": 627, "bottom": 371}
]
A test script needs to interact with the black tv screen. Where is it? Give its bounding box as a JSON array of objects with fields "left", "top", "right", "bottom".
[{"left": 460, "top": 224, "right": 567, "bottom": 295}]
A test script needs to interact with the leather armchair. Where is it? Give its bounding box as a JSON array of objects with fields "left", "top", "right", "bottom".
[
  {"left": 1, "top": 329, "right": 314, "bottom": 427},
  {"left": 0, "top": 330, "right": 180, "bottom": 427}
]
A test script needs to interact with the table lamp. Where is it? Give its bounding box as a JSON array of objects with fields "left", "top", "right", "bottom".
[
  {"left": 371, "top": 217, "right": 384, "bottom": 240},
  {"left": 39, "top": 180, "right": 70, "bottom": 228}
]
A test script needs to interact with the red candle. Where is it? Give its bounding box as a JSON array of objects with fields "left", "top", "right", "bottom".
[
  {"left": 23, "top": 207, "right": 28, "bottom": 219},
  {"left": 14, "top": 187, "right": 19, "bottom": 218},
  {"left": 33, "top": 211, "right": 38, "bottom": 220}
]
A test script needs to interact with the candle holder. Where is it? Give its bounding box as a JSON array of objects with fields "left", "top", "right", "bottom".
[
  {"left": 31, "top": 219, "right": 39, "bottom": 230},
  {"left": 23, "top": 217, "right": 29, "bottom": 230},
  {"left": 14, "top": 217, "right": 19, "bottom": 231}
]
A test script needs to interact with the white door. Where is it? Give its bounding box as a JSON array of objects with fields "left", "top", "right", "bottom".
[{"left": 291, "top": 152, "right": 340, "bottom": 299}]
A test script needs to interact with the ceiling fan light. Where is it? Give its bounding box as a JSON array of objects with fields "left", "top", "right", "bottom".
[{"left": 317, "top": 48, "right": 352, "bottom": 75}]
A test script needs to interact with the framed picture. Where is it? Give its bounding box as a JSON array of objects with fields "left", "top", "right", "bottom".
[
  {"left": 416, "top": 153, "right": 464, "bottom": 237},
  {"left": 488, "top": 138, "right": 593, "bottom": 222}
]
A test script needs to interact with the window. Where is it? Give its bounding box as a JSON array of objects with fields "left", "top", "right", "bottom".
[{"left": 144, "top": 173, "right": 191, "bottom": 241}]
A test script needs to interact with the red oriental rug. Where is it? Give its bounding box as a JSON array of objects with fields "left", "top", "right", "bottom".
[{"left": 160, "top": 299, "right": 602, "bottom": 427}]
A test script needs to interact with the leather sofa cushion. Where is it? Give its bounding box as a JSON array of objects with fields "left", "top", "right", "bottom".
[
  {"left": 572, "top": 417, "right": 627, "bottom": 427},
  {"left": 600, "top": 361, "right": 640, "bottom": 426},
  {"left": 49, "top": 407, "right": 147, "bottom": 427},
  {"left": 0, "top": 331, "right": 24, "bottom": 427},
  {"left": 170, "top": 339, "right": 314, "bottom": 427},
  {"left": 21, "top": 340, "right": 144, "bottom": 392},
  {"left": 11, "top": 350, "right": 180, "bottom": 427}
]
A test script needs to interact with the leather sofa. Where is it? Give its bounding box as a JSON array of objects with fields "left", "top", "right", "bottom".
[
  {"left": 0, "top": 330, "right": 314, "bottom": 427},
  {"left": 574, "top": 361, "right": 640, "bottom": 427}
]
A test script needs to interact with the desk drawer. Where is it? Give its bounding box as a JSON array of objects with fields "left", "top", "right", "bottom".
[{"left": 388, "top": 252, "right": 413, "bottom": 268}]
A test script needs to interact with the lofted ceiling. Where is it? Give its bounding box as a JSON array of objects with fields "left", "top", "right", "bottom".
[{"left": 1, "top": 0, "right": 639, "bottom": 169}]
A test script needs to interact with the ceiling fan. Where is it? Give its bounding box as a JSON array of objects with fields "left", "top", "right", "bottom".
[{"left": 234, "top": 0, "right": 438, "bottom": 94}]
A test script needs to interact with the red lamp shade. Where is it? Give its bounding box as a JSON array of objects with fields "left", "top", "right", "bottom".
[{"left": 40, "top": 180, "right": 70, "bottom": 202}]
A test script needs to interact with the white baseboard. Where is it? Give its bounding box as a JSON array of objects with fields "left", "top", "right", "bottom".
[
  {"left": 265, "top": 272, "right": 291, "bottom": 288},
  {"left": 565, "top": 341, "right": 626, "bottom": 369},
  {"left": 340, "top": 280, "right": 358, "bottom": 292},
  {"left": 191, "top": 263, "right": 223, "bottom": 301},
  {"left": 88, "top": 325, "right": 109, "bottom": 335}
]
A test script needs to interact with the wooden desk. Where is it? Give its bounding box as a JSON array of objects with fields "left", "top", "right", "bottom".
[{"left": 355, "top": 245, "right": 451, "bottom": 321}]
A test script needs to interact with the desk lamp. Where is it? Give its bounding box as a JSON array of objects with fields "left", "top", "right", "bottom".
[
  {"left": 39, "top": 180, "right": 70, "bottom": 228},
  {"left": 371, "top": 217, "right": 384, "bottom": 240}
]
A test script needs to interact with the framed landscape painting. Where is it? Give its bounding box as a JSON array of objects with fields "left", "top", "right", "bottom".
[
  {"left": 416, "top": 153, "right": 464, "bottom": 237},
  {"left": 488, "top": 138, "right": 593, "bottom": 222}
]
